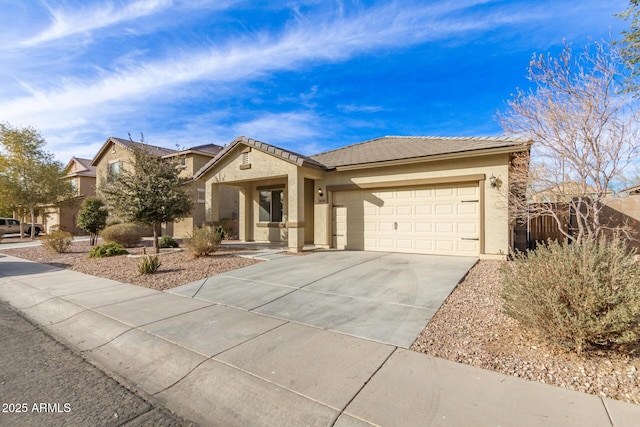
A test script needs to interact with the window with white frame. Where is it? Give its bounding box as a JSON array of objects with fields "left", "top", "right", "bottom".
[{"left": 258, "top": 189, "right": 283, "bottom": 222}]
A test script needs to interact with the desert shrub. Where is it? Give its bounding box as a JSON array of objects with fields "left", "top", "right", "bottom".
[
  {"left": 89, "top": 242, "right": 128, "bottom": 258},
  {"left": 158, "top": 235, "right": 179, "bottom": 249},
  {"left": 217, "top": 218, "right": 237, "bottom": 239},
  {"left": 40, "top": 230, "right": 73, "bottom": 254},
  {"left": 138, "top": 255, "right": 161, "bottom": 274},
  {"left": 501, "top": 238, "right": 640, "bottom": 354},
  {"left": 183, "top": 225, "right": 223, "bottom": 257},
  {"left": 105, "top": 218, "right": 122, "bottom": 227},
  {"left": 100, "top": 223, "right": 143, "bottom": 247}
]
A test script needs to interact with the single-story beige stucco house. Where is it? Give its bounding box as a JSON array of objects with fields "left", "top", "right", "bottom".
[{"left": 195, "top": 136, "right": 530, "bottom": 259}]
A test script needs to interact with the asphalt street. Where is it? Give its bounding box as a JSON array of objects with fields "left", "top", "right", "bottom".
[{"left": 0, "top": 299, "right": 196, "bottom": 427}]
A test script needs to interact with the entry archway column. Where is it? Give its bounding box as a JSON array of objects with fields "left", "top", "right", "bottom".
[{"left": 287, "top": 172, "right": 305, "bottom": 252}]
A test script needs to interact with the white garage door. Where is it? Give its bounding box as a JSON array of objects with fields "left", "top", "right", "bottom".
[{"left": 332, "top": 183, "right": 480, "bottom": 256}]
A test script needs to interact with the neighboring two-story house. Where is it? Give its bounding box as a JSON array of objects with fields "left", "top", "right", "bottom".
[
  {"left": 38, "top": 157, "right": 97, "bottom": 234},
  {"left": 92, "top": 137, "right": 238, "bottom": 238}
]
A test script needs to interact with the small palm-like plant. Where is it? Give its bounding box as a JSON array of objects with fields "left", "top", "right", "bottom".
[{"left": 138, "top": 255, "right": 161, "bottom": 274}]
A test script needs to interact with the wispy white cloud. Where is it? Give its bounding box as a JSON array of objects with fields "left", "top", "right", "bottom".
[
  {"left": 338, "top": 104, "right": 385, "bottom": 113},
  {"left": 1, "top": 1, "right": 518, "bottom": 124},
  {"left": 0, "top": 0, "right": 622, "bottom": 161},
  {"left": 21, "top": 0, "right": 173, "bottom": 47}
]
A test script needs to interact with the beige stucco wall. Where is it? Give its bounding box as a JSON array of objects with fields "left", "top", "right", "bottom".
[
  {"left": 201, "top": 145, "right": 320, "bottom": 248},
  {"left": 94, "top": 143, "right": 135, "bottom": 190},
  {"left": 604, "top": 195, "right": 640, "bottom": 223},
  {"left": 77, "top": 176, "right": 96, "bottom": 197},
  {"left": 94, "top": 143, "right": 237, "bottom": 238},
  {"left": 201, "top": 144, "right": 513, "bottom": 256},
  {"left": 313, "top": 153, "right": 511, "bottom": 257}
]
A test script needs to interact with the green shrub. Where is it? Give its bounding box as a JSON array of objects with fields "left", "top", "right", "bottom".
[
  {"left": 158, "top": 235, "right": 179, "bottom": 249},
  {"left": 138, "top": 255, "right": 161, "bottom": 274},
  {"left": 100, "top": 223, "right": 143, "bottom": 247},
  {"left": 40, "top": 230, "right": 73, "bottom": 254},
  {"left": 183, "top": 225, "right": 223, "bottom": 257},
  {"left": 88, "top": 242, "right": 128, "bottom": 258},
  {"left": 105, "top": 219, "right": 122, "bottom": 227},
  {"left": 501, "top": 238, "right": 640, "bottom": 354}
]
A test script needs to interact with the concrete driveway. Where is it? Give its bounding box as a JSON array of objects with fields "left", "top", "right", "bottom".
[{"left": 169, "top": 251, "right": 477, "bottom": 347}]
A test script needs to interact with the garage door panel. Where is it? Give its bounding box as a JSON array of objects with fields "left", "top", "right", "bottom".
[
  {"left": 379, "top": 222, "right": 394, "bottom": 232},
  {"left": 378, "top": 238, "right": 394, "bottom": 249},
  {"left": 364, "top": 206, "right": 377, "bottom": 216},
  {"left": 435, "top": 240, "right": 454, "bottom": 251},
  {"left": 334, "top": 183, "right": 479, "bottom": 256},
  {"left": 457, "top": 204, "right": 478, "bottom": 215},
  {"left": 458, "top": 186, "right": 479, "bottom": 197},
  {"left": 415, "top": 240, "right": 433, "bottom": 250},
  {"left": 397, "top": 205, "right": 412, "bottom": 215},
  {"left": 396, "top": 239, "right": 413, "bottom": 249},
  {"left": 415, "top": 222, "right": 433, "bottom": 233},
  {"left": 457, "top": 222, "right": 478, "bottom": 234},
  {"left": 416, "top": 189, "right": 434, "bottom": 198},
  {"left": 435, "top": 188, "right": 454, "bottom": 197},
  {"left": 436, "top": 222, "right": 454, "bottom": 233},
  {"left": 435, "top": 204, "right": 454, "bottom": 215},
  {"left": 459, "top": 240, "right": 479, "bottom": 251},
  {"left": 396, "top": 222, "right": 412, "bottom": 232},
  {"left": 415, "top": 205, "right": 432, "bottom": 215}
]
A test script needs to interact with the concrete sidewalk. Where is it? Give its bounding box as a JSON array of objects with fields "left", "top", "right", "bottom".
[{"left": 0, "top": 253, "right": 638, "bottom": 426}]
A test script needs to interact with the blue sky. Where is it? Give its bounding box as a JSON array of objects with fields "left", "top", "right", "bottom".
[{"left": 0, "top": 0, "right": 629, "bottom": 163}]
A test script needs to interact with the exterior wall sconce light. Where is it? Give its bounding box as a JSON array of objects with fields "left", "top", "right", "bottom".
[
  {"left": 489, "top": 174, "right": 498, "bottom": 188},
  {"left": 318, "top": 187, "right": 324, "bottom": 197}
]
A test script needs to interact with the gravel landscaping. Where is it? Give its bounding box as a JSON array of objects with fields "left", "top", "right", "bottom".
[
  {"left": 412, "top": 260, "right": 640, "bottom": 405},
  {"left": 2, "top": 240, "right": 638, "bottom": 405},
  {"left": 0, "top": 240, "right": 262, "bottom": 291}
]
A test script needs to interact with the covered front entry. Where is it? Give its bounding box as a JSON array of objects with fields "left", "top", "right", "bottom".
[{"left": 332, "top": 183, "right": 480, "bottom": 256}]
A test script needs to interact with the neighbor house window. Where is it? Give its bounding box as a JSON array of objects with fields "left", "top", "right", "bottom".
[
  {"left": 108, "top": 161, "right": 121, "bottom": 182},
  {"left": 70, "top": 178, "right": 78, "bottom": 194},
  {"left": 180, "top": 157, "right": 187, "bottom": 168},
  {"left": 259, "top": 189, "right": 283, "bottom": 222},
  {"left": 197, "top": 188, "right": 206, "bottom": 203}
]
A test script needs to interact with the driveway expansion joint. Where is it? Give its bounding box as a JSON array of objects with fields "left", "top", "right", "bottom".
[{"left": 600, "top": 398, "right": 615, "bottom": 426}]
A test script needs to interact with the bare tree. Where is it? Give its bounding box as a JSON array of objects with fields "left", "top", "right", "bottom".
[{"left": 498, "top": 40, "right": 640, "bottom": 243}]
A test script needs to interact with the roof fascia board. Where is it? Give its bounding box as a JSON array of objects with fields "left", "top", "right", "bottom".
[
  {"left": 162, "top": 149, "right": 217, "bottom": 159},
  {"left": 91, "top": 137, "right": 126, "bottom": 166}
]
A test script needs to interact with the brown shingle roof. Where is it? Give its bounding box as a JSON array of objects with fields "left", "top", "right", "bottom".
[
  {"left": 110, "top": 137, "right": 178, "bottom": 156},
  {"left": 64, "top": 157, "right": 97, "bottom": 177},
  {"left": 187, "top": 143, "right": 224, "bottom": 155},
  {"left": 310, "top": 136, "right": 530, "bottom": 168}
]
